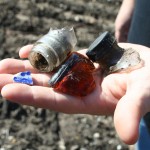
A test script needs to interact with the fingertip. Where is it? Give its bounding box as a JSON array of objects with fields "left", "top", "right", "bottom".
[
  {"left": 19, "top": 45, "right": 33, "bottom": 58},
  {"left": 1, "top": 84, "right": 31, "bottom": 102},
  {"left": 1, "top": 84, "right": 14, "bottom": 99},
  {"left": 0, "top": 59, "right": 9, "bottom": 73},
  {"left": 0, "top": 59, "right": 21, "bottom": 73}
]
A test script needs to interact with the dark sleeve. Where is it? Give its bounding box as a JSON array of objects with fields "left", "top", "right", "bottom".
[{"left": 128, "top": 0, "right": 150, "bottom": 47}]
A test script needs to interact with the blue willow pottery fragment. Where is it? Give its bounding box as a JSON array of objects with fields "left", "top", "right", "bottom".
[{"left": 13, "top": 71, "right": 33, "bottom": 85}]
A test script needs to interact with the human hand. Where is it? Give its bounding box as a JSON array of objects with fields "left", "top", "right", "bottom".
[
  {"left": 115, "top": 0, "right": 135, "bottom": 42},
  {"left": 0, "top": 43, "right": 150, "bottom": 145}
]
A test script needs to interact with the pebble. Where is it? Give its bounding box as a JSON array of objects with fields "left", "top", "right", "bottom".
[{"left": 93, "top": 132, "right": 100, "bottom": 139}]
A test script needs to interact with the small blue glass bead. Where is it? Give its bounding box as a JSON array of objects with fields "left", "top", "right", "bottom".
[{"left": 13, "top": 71, "right": 33, "bottom": 85}]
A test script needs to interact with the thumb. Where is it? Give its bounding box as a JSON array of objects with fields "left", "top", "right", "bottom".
[
  {"left": 19, "top": 45, "right": 33, "bottom": 58},
  {"left": 114, "top": 89, "right": 146, "bottom": 145}
]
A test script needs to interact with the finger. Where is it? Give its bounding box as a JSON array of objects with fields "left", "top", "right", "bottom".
[
  {"left": 19, "top": 45, "right": 33, "bottom": 58},
  {"left": 114, "top": 89, "right": 146, "bottom": 144},
  {"left": 0, "top": 73, "right": 51, "bottom": 91},
  {"left": 0, "top": 59, "right": 38, "bottom": 73},
  {"left": 1, "top": 84, "right": 85, "bottom": 114}
]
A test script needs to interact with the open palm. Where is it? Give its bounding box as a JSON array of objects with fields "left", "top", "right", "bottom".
[{"left": 1, "top": 43, "right": 150, "bottom": 144}]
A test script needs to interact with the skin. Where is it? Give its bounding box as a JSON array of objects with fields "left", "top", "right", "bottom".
[
  {"left": 115, "top": 0, "right": 135, "bottom": 42},
  {"left": 0, "top": 43, "right": 150, "bottom": 145}
]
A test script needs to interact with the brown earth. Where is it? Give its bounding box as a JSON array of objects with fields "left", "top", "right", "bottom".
[{"left": 0, "top": 0, "right": 132, "bottom": 150}]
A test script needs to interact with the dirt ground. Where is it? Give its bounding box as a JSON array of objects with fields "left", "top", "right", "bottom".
[{"left": 0, "top": 0, "right": 132, "bottom": 150}]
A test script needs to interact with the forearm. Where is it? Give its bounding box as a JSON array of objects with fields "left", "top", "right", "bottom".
[
  {"left": 118, "top": 0, "right": 135, "bottom": 17},
  {"left": 115, "top": 0, "right": 135, "bottom": 42}
]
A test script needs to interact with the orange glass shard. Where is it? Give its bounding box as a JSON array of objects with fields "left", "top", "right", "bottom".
[{"left": 49, "top": 52, "right": 96, "bottom": 97}]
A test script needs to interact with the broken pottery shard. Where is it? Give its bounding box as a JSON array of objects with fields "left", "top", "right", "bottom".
[
  {"left": 86, "top": 31, "right": 142, "bottom": 74},
  {"left": 13, "top": 71, "right": 33, "bottom": 85}
]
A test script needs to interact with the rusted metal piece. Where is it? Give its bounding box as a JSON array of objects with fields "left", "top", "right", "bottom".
[{"left": 28, "top": 27, "right": 77, "bottom": 72}]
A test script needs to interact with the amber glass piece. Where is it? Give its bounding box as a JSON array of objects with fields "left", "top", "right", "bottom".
[{"left": 49, "top": 52, "right": 96, "bottom": 97}]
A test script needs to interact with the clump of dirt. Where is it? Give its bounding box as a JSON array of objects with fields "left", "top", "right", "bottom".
[{"left": 0, "top": 0, "right": 130, "bottom": 150}]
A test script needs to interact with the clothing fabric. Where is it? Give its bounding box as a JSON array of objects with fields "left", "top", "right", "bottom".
[
  {"left": 128, "top": 0, "right": 150, "bottom": 47},
  {"left": 136, "top": 119, "right": 150, "bottom": 150}
]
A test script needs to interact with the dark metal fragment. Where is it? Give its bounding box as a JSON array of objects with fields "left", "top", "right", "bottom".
[{"left": 86, "top": 31, "right": 142, "bottom": 74}]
